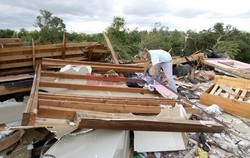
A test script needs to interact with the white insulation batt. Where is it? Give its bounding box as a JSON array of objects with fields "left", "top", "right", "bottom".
[{"left": 45, "top": 130, "right": 130, "bottom": 158}]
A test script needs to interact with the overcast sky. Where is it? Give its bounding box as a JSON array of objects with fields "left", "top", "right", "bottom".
[{"left": 1, "top": 0, "right": 250, "bottom": 33}]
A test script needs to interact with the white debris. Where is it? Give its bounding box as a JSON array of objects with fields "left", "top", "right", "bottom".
[{"left": 205, "top": 104, "right": 223, "bottom": 115}]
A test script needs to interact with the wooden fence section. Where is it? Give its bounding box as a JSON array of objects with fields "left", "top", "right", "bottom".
[
  {"left": 0, "top": 42, "right": 110, "bottom": 75},
  {"left": 0, "top": 38, "right": 23, "bottom": 48}
]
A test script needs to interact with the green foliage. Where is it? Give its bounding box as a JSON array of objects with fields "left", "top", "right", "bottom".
[
  {"left": 34, "top": 10, "right": 66, "bottom": 44},
  {"left": 1, "top": 12, "right": 250, "bottom": 63},
  {"left": 0, "top": 29, "right": 17, "bottom": 38}
]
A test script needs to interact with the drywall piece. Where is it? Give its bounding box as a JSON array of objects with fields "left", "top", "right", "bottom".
[
  {"left": 45, "top": 129, "right": 130, "bottom": 158},
  {"left": 134, "top": 131, "right": 188, "bottom": 152},
  {"left": 134, "top": 104, "right": 188, "bottom": 152},
  {"left": 0, "top": 101, "right": 26, "bottom": 124},
  {"left": 60, "top": 65, "right": 92, "bottom": 75}
]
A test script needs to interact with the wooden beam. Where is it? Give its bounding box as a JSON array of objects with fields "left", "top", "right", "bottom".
[
  {"left": 32, "top": 38, "right": 36, "bottom": 69},
  {"left": 103, "top": 32, "right": 119, "bottom": 64},
  {"left": 0, "top": 130, "right": 23, "bottom": 151},
  {"left": 40, "top": 70, "right": 143, "bottom": 83},
  {"left": 38, "top": 93, "right": 185, "bottom": 107},
  {"left": 76, "top": 111, "right": 223, "bottom": 133},
  {"left": 22, "top": 64, "right": 41, "bottom": 125},
  {"left": 39, "top": 80, "right": 155, "bottom": 94},
  {"left": 62, "top": 32, "right": 66, "bottom": 59}
]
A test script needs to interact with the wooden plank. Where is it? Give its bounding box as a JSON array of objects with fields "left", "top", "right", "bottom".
[
  {"left": 0, "top": 38, "right": 21, "bottom": 44},
  {"left": 0, "top": 85, "right": 31, "bottom": 96},
  {"left": 62, "top": 32, "right": 66, "bottom": 59},
  {"left": 40, "top": 71, "right": 143, "bottom": 84},
  {"left": 214, "top": 75, "right": 250, "bottom": 90},
  {"left": 38, "top": 93, "right": 184, "bottom": 107},
  {"left": 214, "top": 88, "right": 222, "bottom": 96},
  {"left": 32, "top": 38, "right": 36, "bottom": 69},
  {"left": 77, "top": 111, "right": 223, "bottom": 133},
  {"left": 22, "top": 64, "right": 41, "bottom": 125},
  {"left": 238, "top": 90, "right": 247, "bottom": 101},
  {"left": 38, "top": 99, "right": 160, "bottom": 114},
  {"left": 41, "top": 59, "right": 144, "bottom": 73},
  {"left": 230, "top": 88, "right": 240, "bottom": 99},
  {"left": 39, "top": 81, "right": 155, "bottom": 94},
  {"left": 0, "top": 130, "right": 23, "bottom": 151},
  {"left": 202, "top": 60, "right": 250, "bottom": 80},
  {"left": 200, "top": 92, "right": 250, "bottom": 118},
  {"left": 210, "top": 84, "right": 219, "bottom": 95},
  {"left": 0, "top": 74, "right": 33, "bottom": 82},
  {"left": 103, "top": 32, "right": 119, "bottom": 64}
]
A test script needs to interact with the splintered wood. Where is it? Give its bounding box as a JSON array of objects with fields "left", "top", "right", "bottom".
[
  {"left": 21, "top": 59, "right": 224, "bottom": 135},
  {"left": 200, "top": 75, "right": 250, "bottom": 118}
]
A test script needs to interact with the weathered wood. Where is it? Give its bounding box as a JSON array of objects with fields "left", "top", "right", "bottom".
[
  {"left": 38, "top": 98, "right": 199, "bottom": 114},
  {"left": 41, "top": 58, "right": 144, "bottom": 73},
  {"left": 40, "top": 70, "right": 143, "bottom": 84},
  {"left": 62, "top": 32, "right": 66, "bottom": 59},
  {"left": 200, "top": 75, "right": 250, "bottom": 118},
  {"left": 39, "top": 80, "right": 155, "bottom": 94},
  {"left": 210, "top": 84, "right": 219, "bottom": 95},
  {"left": 0, "top": 85, "right": 31, "bottom": 95},
  {"left": 38, "top": 93, "right": 186, "bottom": 107},
  {"left": 32, "top": 38, "right": 36, "bottom": 69},
  {"left": 0, "top": 130, "right": 23, "bottom": 151},
  {"left": 77, "top": 111, "right": 223, "bottom": 133},
  {"left": 103, "top": 32, "right": 119, "bottom": 64},
  {"left": 22, "top": 64, "right": 41, "bottom": 125}
]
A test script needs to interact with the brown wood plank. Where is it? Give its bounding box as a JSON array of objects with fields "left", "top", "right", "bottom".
[
  {"left": 40, "top": 70, "right": 143, "bottom": 83},
  {"left": 38, "top": 94, "right": 183, "bottom": 106},
  {"left": 214, "top": 88, "right": 222, "bottom": 96},
  {"left": 210, "top": 84, "right": 219, "bottom": 95},
  {"left": 78, "top": 119, "right": 223, "bottom": 133},
  {"left": 39, "top": 80, "right": 155, "bottom": 94},
  {"left": 62, "top": 32, "right": 66, "bottom": 59},
  {"left": 0, "top": 85, "right": 31, "bottom": 96},
  {"left": 238, "top": 90, "right": 247, "bottom": 101},
  {"left": 32, "top": 38, "right": 36, "bottom": 69},
  {"left": 0, "top": 130, "right": 23, "bottom": 151},
  {"left": 200, "top": 92, "right": 250, "bottom": 118},
  {"left": 103, "top": 32, "right": 119, "bottom": 64}
]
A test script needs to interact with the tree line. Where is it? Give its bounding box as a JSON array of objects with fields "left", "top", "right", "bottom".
[{"left": 1, "top": 10, "right": 250, "bottom": 63}]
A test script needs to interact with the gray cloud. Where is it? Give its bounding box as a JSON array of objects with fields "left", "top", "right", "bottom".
[{"left": 0, "top": 0, "right": 250, "bottom": 32}]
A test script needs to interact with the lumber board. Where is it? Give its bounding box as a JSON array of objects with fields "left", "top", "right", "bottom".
[
  {"left": 202, "top": 60, "right": 250, "bottom": 79},
  {"left": 0, "top": 130, "right": 23, "bottom": 151},
  {"left": 214, "top": 76, "right": 250, "bottom": 90},
  {"left": 38, "top": 93, "right": 186, "bottom": 107},
  {"left": 238, "top": 90, "right": 247, "bottom": 101},
  {"left": 103, "top": 32, "right": 119, "bottom": 64},
  {"left": 214, "top": 88, "right": 222, "bottom": 96},
  {"left": 0, "top": 74, "right": 33, "bottom": 82},
  {"left": 0, "top": 38, "right": 21, "bottom": 44},
  {"left": 0, "top": 85, "right": 31, "bottom": 95},
  {"left": 39, "top": 80, "right": 155, "bottom": 94},
  {"left": 38, "top": 98, "right": 199, "bottom": 114},
  {"left": 200, "top": 90, "right": 250, "bottom": 118},
  {"left": 40, "top": 71, "right": 143, "bottom": 84},
  {"left": 77, "top": 111, "right": 223, "bottom": 133},
  {"left": 210, "top": 84, "right": 219, "bottom": 95}
]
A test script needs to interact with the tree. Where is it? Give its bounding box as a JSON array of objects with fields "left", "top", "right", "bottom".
[
  {"left": 34, "top": 10, "right": 66, "bottom": 43},
  {"left": 0, "top": 29, "right": 17, "bottom": 38}
]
